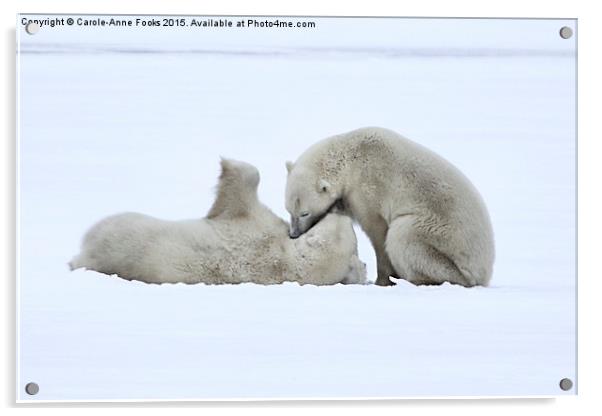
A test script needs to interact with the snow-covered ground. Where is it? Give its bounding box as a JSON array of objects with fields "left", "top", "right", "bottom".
[{"left": 17, "top": 16, "right": 576, "bottom": 400}]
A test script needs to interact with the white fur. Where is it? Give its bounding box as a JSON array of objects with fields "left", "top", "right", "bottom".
[
  {"left": 70, "top": 159, "right": 367, "bottom": 285},
  {"left": 285, "top": 127, "right": 495, "bottom": 287}
]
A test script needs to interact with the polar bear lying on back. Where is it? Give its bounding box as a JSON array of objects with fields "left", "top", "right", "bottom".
[{"left": 70, "top": 159, "right": 366, "bottom": 285}]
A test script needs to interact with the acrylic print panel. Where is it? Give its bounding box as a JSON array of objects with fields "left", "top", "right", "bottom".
[{"left": 17, "top": 15, "right": 576, "bottom": 401}]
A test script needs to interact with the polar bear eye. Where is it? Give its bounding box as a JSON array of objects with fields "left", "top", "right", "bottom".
[{"left": 300, "top": 212, "right": 310, "bottom": 218}]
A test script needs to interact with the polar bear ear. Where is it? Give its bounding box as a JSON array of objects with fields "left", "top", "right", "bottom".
[
  {"left": 285, "top": 161, "right": 294, "bottom": 175},
  {"left": 318, "top": 179, "right": 331, "bottom": 193}
]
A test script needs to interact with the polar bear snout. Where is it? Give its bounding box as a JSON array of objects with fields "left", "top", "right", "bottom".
[
  {"left": 289, "top": 217, "right": 302, "bottom": 239},
  {"left": 289, "top": 199, "right": 344, "bottom": 239},
  {"left": 289, "top": 213, "right": 320, "bottom": 238}
]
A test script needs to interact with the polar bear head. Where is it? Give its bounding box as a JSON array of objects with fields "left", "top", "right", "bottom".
[
  {"left": 292, "top": 213, "right": 367, "bottom": 285},
  {"left": 285, "top": 161, "right": 342, "bottom": 238}
]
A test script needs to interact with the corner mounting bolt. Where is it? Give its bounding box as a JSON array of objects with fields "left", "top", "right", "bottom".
[
  {"left": 25, "top": 22, "right": 40, "bottom": 35},
  {"left": 559, "top": 378, "right": 573, "bottom": 391},
  {"left": 559, "top": 26, "right": 573, "bottom": 39},
  {"left": 25, "top": 382, "right": 39, "bottom": 395}
]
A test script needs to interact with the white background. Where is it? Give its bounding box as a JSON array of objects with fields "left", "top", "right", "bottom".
[{"left": 2, "top": 0, "right": 601, "bottom": 415}]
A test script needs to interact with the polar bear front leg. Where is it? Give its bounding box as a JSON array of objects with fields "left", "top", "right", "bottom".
[
  {"left": 362, "top": 216, "right": 396, "bottom": 286},
  {"left": 375, "top": 247, "right": 396, "bottom": 286}
]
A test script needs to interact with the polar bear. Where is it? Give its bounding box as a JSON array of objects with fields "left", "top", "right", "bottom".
[
  {"left": 285, "top": 127, "right": 495, "bottom": 287},
  {"left": 70, "top": 159, "right": 366, "bottom": 285}
]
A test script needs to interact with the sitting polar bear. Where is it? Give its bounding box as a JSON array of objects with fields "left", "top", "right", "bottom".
[
  {"left": 285, "top": 127, "right": 495, "bottom": 287},
  {"left": 70, "top": 158, "right": 366, "bottom": 285}
]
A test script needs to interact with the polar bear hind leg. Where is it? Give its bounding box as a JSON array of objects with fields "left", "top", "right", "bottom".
[{"left": 385, "top": 216, "right": 477, "bottom": 287}]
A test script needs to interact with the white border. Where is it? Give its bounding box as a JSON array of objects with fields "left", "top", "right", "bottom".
[{"left": 14, "top": 10, "right": 21, "bottom": 408}]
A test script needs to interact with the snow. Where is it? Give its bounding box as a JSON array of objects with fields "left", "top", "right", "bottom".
[
  {"left": 19, "top": 277, "right": 574, "bottom": 400},
  {"left": 17, "top": 16, "right": 576, "bottom": 400}
]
